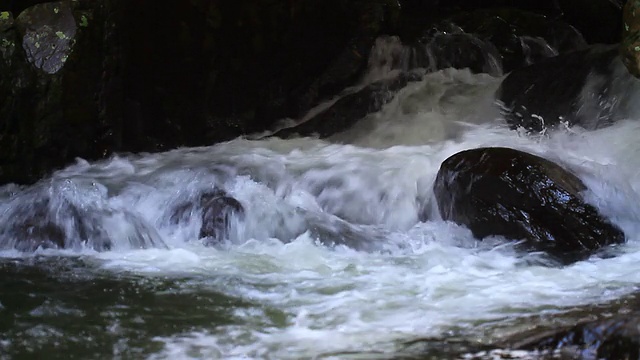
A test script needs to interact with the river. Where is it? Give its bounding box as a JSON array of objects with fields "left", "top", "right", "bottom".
[{"left": 2, "top": 59, "right": 640, "bottom": 359}]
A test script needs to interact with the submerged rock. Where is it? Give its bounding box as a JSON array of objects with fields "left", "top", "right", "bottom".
[
  {"left": 433, "top": 147, "right": 625, "bottom": 263},
  {"left": 170, "top": 190, "right": 244, "bottom": 245},
  {"left": 516, "top": 312, "right": 640, "bottom": 359},
  {"left": 2, "top": 195, "right": 112, "bottom": 252},
  {"left": 274, "top": 71, "right": 423, "bottom": 139},
  {"left": 496, "top": 45, "right": 637, "bottom": 133},
  {"left": 0, "top": 181, "right": 167, "bottom": 252}
]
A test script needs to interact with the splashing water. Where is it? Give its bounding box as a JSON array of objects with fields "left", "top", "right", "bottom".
[{"left": 2, "top": 68, "right": 640, "bottom": 359}]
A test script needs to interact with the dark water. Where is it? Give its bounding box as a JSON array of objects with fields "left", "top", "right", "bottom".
[{"left": 0, "top": 257, "right": 261, "bottom": 359}]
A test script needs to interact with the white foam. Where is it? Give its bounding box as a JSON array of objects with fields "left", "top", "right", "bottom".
[{"left": 3, "top": 68, "right": 640, "bottom": 358}]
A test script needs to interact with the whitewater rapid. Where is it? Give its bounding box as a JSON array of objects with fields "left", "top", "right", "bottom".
[{"left": 3, "top": 68, "right": 640, "bottom": 359}]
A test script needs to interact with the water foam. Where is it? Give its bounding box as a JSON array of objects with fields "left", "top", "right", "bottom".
[{"left": 3, "top": 68, "right": 640, "bottom": 358}]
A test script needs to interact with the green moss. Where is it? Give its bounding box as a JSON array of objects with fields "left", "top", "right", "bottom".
[
  {"left": 79, "top": 15, "right": 88, "bottom": 27},
  {"left": 0, "top": 12, "right": 10, "bottom": 21}
]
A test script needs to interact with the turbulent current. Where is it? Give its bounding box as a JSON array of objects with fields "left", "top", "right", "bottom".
[{"left": 3, "top": 67, "right": 640, "bottom": 359}]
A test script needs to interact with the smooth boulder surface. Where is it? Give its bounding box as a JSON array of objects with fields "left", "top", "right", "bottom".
[{"left": 433, "top": 147, "right": 625, "bottom": 262}]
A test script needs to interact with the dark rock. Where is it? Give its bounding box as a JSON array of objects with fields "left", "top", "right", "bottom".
[
  {"left": 2, "top": 195, "right": 112, "bottom": 252},
  {"left": 438, "top": 0, "right": 622, "bottom": 44},
  {"left": 0, "top": 180, "right": 169, "bottom": 252},
  {"left": 418, "top": 9, "right": 586, "bottom": 74},
  {"left": 516, "top": 312, "right": 640, "bottom": 359},
  {"left": 433, "top": 147, "right": 625, "bottom": 263},
  {"left": 438, "top": 0, "right": 563, "bottom": 16},
  {"left": 253, "top": 0, "right": 393, "bottom": 125},
  {"left": 427, "top": 33, "right": 503, "bottom": 75},
  {"left": 199, "top": 193, "right": 244, "bottom": 245},
  {"left": 274, "top": 71, "right": 423, "bottom": 139},
  {"left": 556, "top": 0, "right": 624, "bottom": 44},
  {"left": 170, "top": 190, "right": 244, "bottom": 245},
  {"left": 497, "top": 45, "right": 634, "bottom": 133}
]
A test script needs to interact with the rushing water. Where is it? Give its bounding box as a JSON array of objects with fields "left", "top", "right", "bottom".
[{"left": 3, "top": 62, "right": 640, "bottom": 359}]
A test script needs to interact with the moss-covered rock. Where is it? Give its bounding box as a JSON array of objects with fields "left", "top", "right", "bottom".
[
  {"left": 0, "top": 0, "right": 104, "bottom": 184},
  {"left": 15, "top": 1, "right": 77, "bottom": 74},
  {"left": 621, "top": 0, "right": 640, "bottom": 78}
]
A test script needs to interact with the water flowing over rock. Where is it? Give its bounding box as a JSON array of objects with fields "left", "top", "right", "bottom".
[
  {"left": 0, "top": 180, "right": 166, "bottom": 252},
  {"left": 274, "top": 71, "right": 423, "bottom": 139},
  {"left": 515, "top": 312, "right": 640, "bottom": 359},
  {"left": 421, "top": 9, "right": 587, "bottom": 73},
  {"left": 425, "top": 33, "right": 504, "bottom": 76},
  {"left": 169, "top": 190, "right": 244, "bottom": 245},
  {"left": 433, "top": 147, "right": 625, "bottom": 263},
  {"left": 371, "top": 9, "right": 587, "bottom": 80},
  {"left": 497, "top": 45, "right": 640, "bottom": 133}
]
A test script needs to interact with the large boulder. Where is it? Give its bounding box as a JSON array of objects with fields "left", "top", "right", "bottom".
[
  {"left": 433, "top": 147, "right": 625, "bottom": 263},
  {"left": 496, "top": 45, "right": 637, "bottom": 133}
]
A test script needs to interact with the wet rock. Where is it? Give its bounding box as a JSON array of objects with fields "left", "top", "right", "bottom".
[
  {"left": 433, "top": 147, "right": 625, "bottom": 263},
  {"left": 452, "top": 9, "right": 585, "bottom": 71},
  {"left": 439, "top": 0, "right": 622, "bottom": 45},
  {"left": 516, "top": 312, "right": 640, "bottom": 359},
  {"left": 199, "top": 193, "right": 244, "bottom": 245},
  {"left": 496, "top": 45, "right": 633, "bottom": 133},
  {"left": 427, "top": 33, "right": 503, "bottom": 75},
  {"left": 274, "top": 71, "right": 423, "bottom": 139},
  {"left": 556, "top": 0, "right": 624, "bottom": 45},
  {"left": 2, "top": 196, "right": 112, "bottom": 252},
  {"left": 170, "top": 190, "right": 244, "bottom": 245}
]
